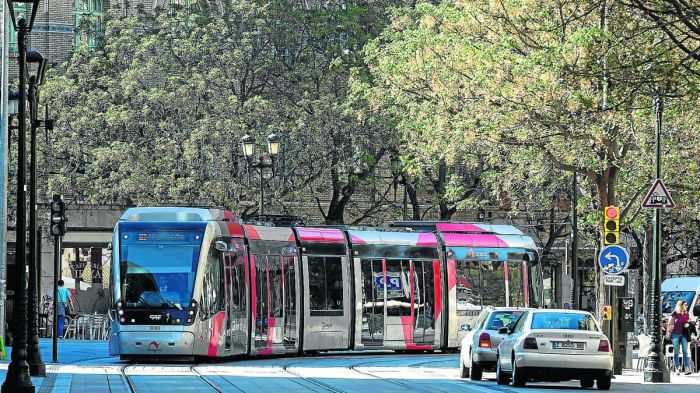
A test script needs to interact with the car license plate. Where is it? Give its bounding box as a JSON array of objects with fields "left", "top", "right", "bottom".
[{"left": 552, "top": 341, "right": 584, "bottom": 350}]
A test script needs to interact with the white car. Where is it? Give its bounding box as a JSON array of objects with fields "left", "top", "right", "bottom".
[
  {"left": 495, "top": 309, "right": 613, "bottom": 390},
  {"left": 459, "top": 307, "right": 527, "bottom": 380}
]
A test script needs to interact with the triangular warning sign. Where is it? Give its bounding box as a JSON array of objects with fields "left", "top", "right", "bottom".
[{"left": 641, "top": 179, "right": 675, "bottom": 209}]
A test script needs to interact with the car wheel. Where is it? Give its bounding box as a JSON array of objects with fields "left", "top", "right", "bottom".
[
  {"left": 596, "top": 374, "right": 611, "bottom": 390},
  {"left": 470, "top": 361, "right": 483, "bottom": 381},
  {"left": 580, "top": 377, "right": 594, "bottom": 388},
  {"left": 511, "top": 357, "right": 526, "bottom": 387},
  {"left": 496, "top": 356, "right": 510, "bottom": 385},
  {"left": 460, "top": 360, "right": 469, "bottom": 378}
]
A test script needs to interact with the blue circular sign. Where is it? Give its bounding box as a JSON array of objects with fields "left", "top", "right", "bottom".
[{"left": 598, "top": 245, "right": 630, "bottom": 275}]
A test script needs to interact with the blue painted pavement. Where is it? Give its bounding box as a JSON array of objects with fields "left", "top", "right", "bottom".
[{"left": 1, "top": 339, "right": 699, "bottom": 392}]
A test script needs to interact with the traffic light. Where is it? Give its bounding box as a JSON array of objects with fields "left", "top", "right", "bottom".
[
  {"left": 603, "top": 206, "right": 619, "bottom": 245},
  {"left": 50, "top": 194, "right": 67, "bottom": 236},
  {"left": 602, "top": 305, "right": 612, "bottom": 320}
]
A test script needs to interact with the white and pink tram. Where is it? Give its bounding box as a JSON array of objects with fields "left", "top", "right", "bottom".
[{"left": 109, "top": 207, "right": 542, "bottom": 360}]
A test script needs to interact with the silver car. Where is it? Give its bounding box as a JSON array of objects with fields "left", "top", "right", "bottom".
[
  {"left": 459, "top": 307, "right": 527, "bottom": 380},
  {"left": 495, "top": 309, "right": 613, "bottom": 390}
]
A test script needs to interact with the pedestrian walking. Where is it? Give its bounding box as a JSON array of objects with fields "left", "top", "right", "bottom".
[
  {"left": 666, "top": 299, "right": 692, "bottom": 375},
  {"left": 56, "top": 279, "right": 74, "bottom": 338}
]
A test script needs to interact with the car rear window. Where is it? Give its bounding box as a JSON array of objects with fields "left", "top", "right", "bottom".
[
  {"left": 531, "top": 313, "right": 598, "bottom": 331},
  {"left": 486, "top": 311, "right": 525, "bottom": 330}
]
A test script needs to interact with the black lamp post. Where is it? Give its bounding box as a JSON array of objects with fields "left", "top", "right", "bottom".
[
  {"left": 643, "top": 91, "right": 670, "bottom": 383},
  {"left": 241, "top": 133, "right": 281, "bottom": 218},
  {"left": 2, "top": 1, "right": 42, "bottom": 391},
  {"left": 27, "top": 49, "right": 48, "bottom": 377}
]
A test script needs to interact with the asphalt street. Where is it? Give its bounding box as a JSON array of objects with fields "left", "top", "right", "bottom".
[{"left": 0, "top": 340, "right": 698, "bottom": 392}]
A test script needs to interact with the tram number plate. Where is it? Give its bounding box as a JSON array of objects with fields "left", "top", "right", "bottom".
[{"left": 552, "top": 341, "right": 584, "bottom": 350}]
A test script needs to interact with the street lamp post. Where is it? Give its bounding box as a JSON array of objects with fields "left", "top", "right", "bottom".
[
  {"left": 241, "top": 133, "right": 281, "bottom": 218},
  {"left": 2, "top": 0, "right": 42, "bottom": 391},
  {"left": 26, "top": 49, "right": 48, "bottom": 377},
  {"left": 643, "top": 92, "right": 670, "bottom": 383}
]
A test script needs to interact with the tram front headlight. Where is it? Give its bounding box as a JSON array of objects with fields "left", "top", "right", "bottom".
[{"left": 184, "top": 299, "right": 198, "bottom": 325}]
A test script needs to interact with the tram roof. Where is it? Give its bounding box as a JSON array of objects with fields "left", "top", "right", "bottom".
[
  {"left": 120, "top": 207, "right": 236, "bottom": 222},
  {"left": 440, "top": 233, "right": 536, "bottom": 249},
  {"left": 347, "top": 230, "right": 438, "bottom": 247},
  {"left": 295, "top": 227, "right": 346, "bottom": 243},
  {"left": 435, "top": 222, "right": 524, "bottom": 235},
  {"left": 390, "top": 221, "right": 524, "bottom": 235},
  {"left": 244, "top": 224, "right": 296, "bottom": 242}
]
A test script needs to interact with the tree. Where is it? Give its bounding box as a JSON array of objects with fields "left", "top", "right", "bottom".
[
  {"left": 361, "top": 1, "right": 700, "bottom": 353},
  {"left": 627, "top": 0, "right": 700, "bottom": 70}
]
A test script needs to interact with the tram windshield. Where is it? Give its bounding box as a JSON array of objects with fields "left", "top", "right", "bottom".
[{"left": 119, "top": 229, "right": 203, "bottom": 310}]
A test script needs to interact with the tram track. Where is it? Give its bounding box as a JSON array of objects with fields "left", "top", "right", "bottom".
[
  {"left": 345, "top": 354, "right": 456, "bottom": 393},
  {"left": 120, "top": 365, "right": 138, "bottom": 393},
  {"left": 190, "top": 366, "right": 226, "bottom": 393},
  {"left": 120, "top": 364, "right": 230, "bottom": 393},
  {"left": 280, "top": 363, "right": 346, "bottom": 393},
  {"left": 115, "top": 352, "right": 464, "bottom": 392}
]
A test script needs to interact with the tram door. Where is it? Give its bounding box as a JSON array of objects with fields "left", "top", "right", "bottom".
[
  {"left": 384, "top": 259, "right": 411, "bottom": 343},
  {"left": 412, "top": 260, "right": 437, "bottom": 345},
  {"left": 360, "top": 259, "right": 439, "bottom": 348},
  {"left": 251, "top": 251, "right": 297, "bottom": 354},
  {"left": 302, "top": 255, "right": 350, "bottom": 350},
  {"left": 360, "top": 259, "right": 385, "bottom": 345},
  {"left": 221, "top": 238, "right": 248, "bottom": 353}
]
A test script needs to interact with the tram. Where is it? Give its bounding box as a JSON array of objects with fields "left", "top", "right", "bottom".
[{"left": 109, "top": 207, "right": 542, "bottom": 360}]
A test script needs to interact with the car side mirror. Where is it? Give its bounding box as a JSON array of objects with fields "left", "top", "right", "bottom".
[
  {"left": 460, "top": 324, "right": 472, "bottom": 332},
  {"left": 498, "top": 327, "right": 509, "bottom": 335},
  {"left": 215, "top": 241, "right": 228, "bottom": 252}
]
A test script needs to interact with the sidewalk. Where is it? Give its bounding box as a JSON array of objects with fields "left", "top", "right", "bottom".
[{"left": 612, "top": 369, "right": 700, "bottom": 388}]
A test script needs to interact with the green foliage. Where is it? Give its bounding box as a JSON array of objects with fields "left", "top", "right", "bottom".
[
  {"left": 42, "top": 1, "right": 405, "bottom": 223},
  {"left": 361, "top": 0, "right": 700, "bottom": 235}
]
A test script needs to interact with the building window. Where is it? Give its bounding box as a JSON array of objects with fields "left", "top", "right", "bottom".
[{"left": 74, "top": 0, "right": 104, "bottom": 49}]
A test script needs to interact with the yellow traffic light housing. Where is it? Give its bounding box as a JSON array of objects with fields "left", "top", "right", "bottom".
[
  {"left": 602, "top": 305, "right": 612, "bottom": 320},
  {"left": 604, "top": 206, "right": 619, "bottom": 245}
]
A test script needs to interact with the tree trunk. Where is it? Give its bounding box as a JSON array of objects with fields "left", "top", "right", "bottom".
[{"left": 404, "top": 181, "right": 421, "bottom": 220}]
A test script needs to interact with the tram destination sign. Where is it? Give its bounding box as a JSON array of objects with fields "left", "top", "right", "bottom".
[{"left": 603, "top": 274, "right": 625, "bottom": 286}]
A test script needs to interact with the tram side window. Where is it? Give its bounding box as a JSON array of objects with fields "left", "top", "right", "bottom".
[
  {"left": 507, "top": 262, "right": 525, "bottom": 307},
  {"left": 269, "top": 255, "right": 283, "bottom": 318},
  {"left": 481, "top": 261, "right": 506, "bottom": 307},
  {"left": 223, "top": 242, "right": 245, "bottom": 313},
  {"left": 201, "top": 245, "right": 224, "bottom": 319},
  {"left": 361, "top": 259, "right": 384, "bottom": 343},
  {"left": 385, "top": 259, "right": 411, "bottom": 317},
  {"left": 308, "top": 256, "right": 343, "bottom": 315},
  {"left": 456, "top": 260, "right": 481, "bottom": 316},
  {"left": 285, "top": 257, "right": 296, "bottom": 310},
  {"left": 527, "top": 257, "right": 542, "bottom": 308},
  {"left": 254, "top": 254, "right": 268, "bottom": 347}
]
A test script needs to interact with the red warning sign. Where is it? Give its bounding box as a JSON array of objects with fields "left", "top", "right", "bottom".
[{"left": 641, "top": 179, "right": 675, "bottom": 209}]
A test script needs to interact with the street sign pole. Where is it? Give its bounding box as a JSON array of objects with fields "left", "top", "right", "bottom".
[{"left": 644, "top": 91, "right": 670, "bottom": 383}]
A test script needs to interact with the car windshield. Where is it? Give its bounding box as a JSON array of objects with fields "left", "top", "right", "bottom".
[
  {"left": 486, "top": 311, "right": 524, "bottom": 330},
  {"left": 119, "top": 229, "right": 203, "bottom": 309},
  {"left": 662, "top": 291, "right": 695, "bottom": 313},
  {"left": 531, "top": 312, "right": 599, "bottom": 331}
]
